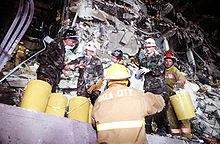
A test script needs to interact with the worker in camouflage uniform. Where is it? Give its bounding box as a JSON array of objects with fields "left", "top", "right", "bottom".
[
  {"left": 37, "top": 29, "right": 78, "bottom": 92},
  {"left": 135, "top": 38, "right": 169, "bottom": 136},
  {"left": 164, "top": 52, "right": 192, "bottom": 139},
  {"left": 65, "top": 41, "right": 104, "bottom": 105},
  {"left": 92, "top": 64, "right": 165, "bottom": 144}
]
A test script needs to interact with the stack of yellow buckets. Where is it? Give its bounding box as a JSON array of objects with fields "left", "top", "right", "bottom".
[{"left": 20, "top": 80, "right": 93, "bottom": 123}]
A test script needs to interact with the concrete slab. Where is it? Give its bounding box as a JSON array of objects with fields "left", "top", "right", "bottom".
[{"left": 0, "top": 103, "right": 96, "bottom": 144}]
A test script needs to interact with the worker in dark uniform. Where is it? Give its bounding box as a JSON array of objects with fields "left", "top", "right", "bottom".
[
  {"left": 64, "top": 41, "right": 104, "bottom": 105},
  {"left": 36, "top": 29, "right": 78, "bottom": 92},
  {"left": 135, "top": 38, "right": 169, "bottom": 135},
  {"left": 111, "top": 49, "right": 123, "bottom": 64},
  {"left": 103, "top": 49, "right": 123, "bottom": 84}
]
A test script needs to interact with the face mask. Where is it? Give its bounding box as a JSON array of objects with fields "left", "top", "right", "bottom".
[{"left": 65, "top": 45, "right": 74, "bottom": 50}]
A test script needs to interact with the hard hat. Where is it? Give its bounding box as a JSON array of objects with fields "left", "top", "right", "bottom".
[
  {"left": 164, "top": 52, "right": 176, "bottom": 60},
  {"left": 105, "top": 64, "right": 130, "bottom": 80},
  {"left": 111, "top": 49, "right": 123, "bottom": 60},
  {"left": 63, "top": 29, "right": 78, "bottom": 40},
  {"left": 144, "top": 38, "right": 156, "bottom": 47},
  {"left": 85, "top": 41, "right": 99, "bottom": 52},
  {"left": 19, "top": 41, "right": 24, "bottom": 45}
]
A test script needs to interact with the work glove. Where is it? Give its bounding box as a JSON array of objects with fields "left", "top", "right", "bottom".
[
  {"left": 139, "top": 67, "right": 150, "bottom": 74},
  {"left": 135, "top": 70, "right": 143, "bottom": 80},
  {"left": 173, "top": 82, "right": 183, "bottom": 91}
]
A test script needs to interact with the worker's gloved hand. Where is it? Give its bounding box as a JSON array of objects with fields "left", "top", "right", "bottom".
[
  {"left": 139, "top": 67, "right": 150, "bottom": 74},
  {"left": 135, "top": 70, "right": 143, "bottom": 80},
  {"left": 173, "top": 82, "right": 183, "bottom": 89},
  {"left": 69, "top": 65, "right": 75, "bottom": 70}
]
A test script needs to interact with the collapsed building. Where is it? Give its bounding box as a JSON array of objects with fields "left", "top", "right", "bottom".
[{"left": 0, "top": 0, "right": 220, "bottom": 143}]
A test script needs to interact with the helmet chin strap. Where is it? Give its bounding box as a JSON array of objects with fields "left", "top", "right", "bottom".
[{"left": 107, "top": 79, "right": 130, "bottom": 87}]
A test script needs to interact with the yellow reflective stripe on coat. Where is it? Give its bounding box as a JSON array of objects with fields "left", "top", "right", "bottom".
[
  {"left": 171, "top": 128, "right": 181, "bottom": 134},
  {"left": 97, "top": 120, "right": 144, "bottom": 131}
]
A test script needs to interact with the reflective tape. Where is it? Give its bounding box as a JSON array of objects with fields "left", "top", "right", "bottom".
[
  {"left": 181, "top": 128, "right": 191, "bottom": 133},
  {"left": 97, "top": 120, "right": 144, "bottom": 131},
  {"left": 171, "top": 129, "right": 181, "bottom": 134}
]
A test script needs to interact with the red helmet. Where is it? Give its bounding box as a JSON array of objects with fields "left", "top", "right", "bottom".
[{"left": 164, "top": 52, "right": 176, "bottom": 60}]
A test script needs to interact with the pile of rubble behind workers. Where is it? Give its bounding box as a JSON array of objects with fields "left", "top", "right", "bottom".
[{"left": 0, "top": 0, "right": 219, "bottom": 143}]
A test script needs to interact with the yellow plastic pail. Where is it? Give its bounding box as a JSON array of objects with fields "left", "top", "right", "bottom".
[
  {"left": 68, "top": 96, "right": 90, "bottom": 122},
  {"left": 20, "top": 80, "right": 51, "bottom": 112},
  {"left": 45, "top": 93, "right": 68, "bottom": 117},
  {"left": 88, "top": 104, "right": 93, "bottom": 123},
  {"left": 170, "top": 91, "right": 196, "bottom": 120}
]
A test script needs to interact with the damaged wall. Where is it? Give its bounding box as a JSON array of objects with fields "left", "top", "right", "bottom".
[{"left": 0, "top": 0, "right": 220, "bottom": 143}]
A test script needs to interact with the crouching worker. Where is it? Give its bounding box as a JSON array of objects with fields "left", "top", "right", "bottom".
[{"left": 92, "top": 64, "right": 165, "bottom": 144}]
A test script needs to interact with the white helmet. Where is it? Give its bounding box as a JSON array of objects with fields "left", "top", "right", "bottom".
[
  {"left": 85, "top": 41, "right": 98, "bottom": 52},
  {"left": 144, "top": 38, "right": 156, "bottom": 47}
]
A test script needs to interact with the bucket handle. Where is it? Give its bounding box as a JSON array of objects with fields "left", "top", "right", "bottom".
[
  {"left": 46, "top": 105, "right": 67, "bottom": 109},
  {"left": 67, "top": 100, "right": 89, "bottom": 115}
]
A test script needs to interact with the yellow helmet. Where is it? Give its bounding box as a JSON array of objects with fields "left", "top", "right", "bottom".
[{"left": 105, "top": 64, "right": 130, "bottom": 80}]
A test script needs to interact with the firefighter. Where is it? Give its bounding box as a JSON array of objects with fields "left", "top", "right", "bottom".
[
  {"left": 13, "top": 41, "right": 27, "bottom": 67},
  {"left": 64, "top": 41, "right": 104, "bottom": 105},
  {"left": 36, "top": 29, "right": 78, "bottom": 92},
  {"left": 134, "top": 37, "right": 169, "bottom": 135},
  {"left": 92, "top": 64, "right": 165, "bottom": 144},
  {"left": 164, "top": 52, "right": 192, "bottom": 139}
]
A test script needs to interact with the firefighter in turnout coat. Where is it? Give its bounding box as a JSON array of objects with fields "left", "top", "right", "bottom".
[
  {"left": 92, "top": 64, "right": 165, "bottom": 144},
  {"left": 164, "top": 52, "right": 192, "bottom": 139}
]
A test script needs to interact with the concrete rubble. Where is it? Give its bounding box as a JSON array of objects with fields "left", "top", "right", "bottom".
[{"left": 0, "top": 0, "right": 220, "bottom": 143}]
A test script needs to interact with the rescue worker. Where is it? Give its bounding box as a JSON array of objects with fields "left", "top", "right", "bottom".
[
  {"left": 134, "top": 38, "right": 169, "bottom": 135},
  {"left": 104, "top": 49, "right": 123, "bottom": 70},
  {"left": 37, "top": 29, "right": 78, "bottom": 92},
  {"left": 103, "top": 49, "right": 123, "bottom": 90},
  {"left": 164, "top": 52, "right": 192, "bottom": 139},
  {"left": 92, "top": 64, "right": 165, "bottom": 144},
  {"left": 111, "top": 49, "right": 123, "bottom": 64},
  {"left": 13, "top": 41, "right": 27, "bottom": 67},
  {"left": 64, "top": 41, "right": 104, "bottom": 105}
]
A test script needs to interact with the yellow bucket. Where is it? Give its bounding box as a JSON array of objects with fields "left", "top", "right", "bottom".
[
  {"left": 170, "top": 91, "right": 196, "bottom": 120},
  {"left": 45, "top": 93, "right": 68, "bottom": 117},
  {"left": 68, "top": 96, "right": 90, "bottom": 122},
  {"left": 20, "top": 80, "right": 51, "bottom": 112},
  {"left": 88, "top": 104, "right": 93, "bottom": 123}
]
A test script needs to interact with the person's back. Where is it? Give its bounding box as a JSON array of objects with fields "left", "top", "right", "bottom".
[{"left": 92, "top": 64, "right": 165, "bottom": 144}]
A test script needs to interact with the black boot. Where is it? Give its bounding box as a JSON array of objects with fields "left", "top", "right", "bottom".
[
  {"left": 145, "top": 116, "right": 153, "bottom": 134},
  {"left": 154, "top": 108, "right": 168, "bottom": 136}
]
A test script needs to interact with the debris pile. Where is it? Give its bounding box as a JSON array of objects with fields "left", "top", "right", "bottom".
[{"left": 0, "top": 0, "right": 219, "bottom": 143}]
